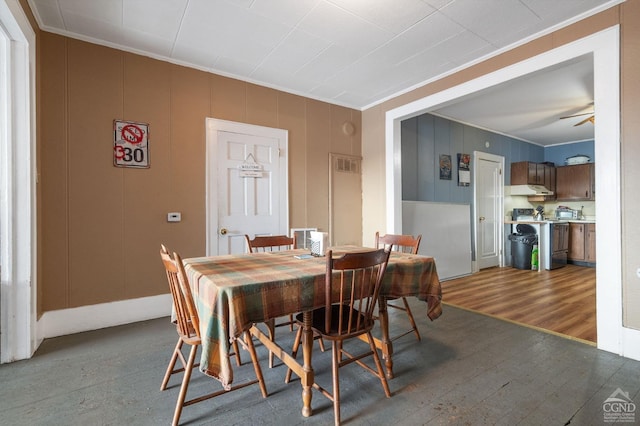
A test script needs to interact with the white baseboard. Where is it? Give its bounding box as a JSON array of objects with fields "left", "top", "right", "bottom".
[{"left": 38, "top": 294, "right": 172, "bottom": 339}]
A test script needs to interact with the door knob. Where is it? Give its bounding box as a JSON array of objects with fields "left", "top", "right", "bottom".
[
  {"left": 479, "top": 216, "right": 485, "bottom": 222},
  {"left": 219, "top": 228, "right": 228, "bottom": 235}
]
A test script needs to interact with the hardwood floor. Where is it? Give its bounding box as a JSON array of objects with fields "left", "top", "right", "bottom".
[{"left": 442, "top": 264, "right": 596, "bottom": 343}]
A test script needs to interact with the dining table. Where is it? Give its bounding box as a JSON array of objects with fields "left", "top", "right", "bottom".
[{"left": 182, "top": 246, "right": 442, "bottom": 418}]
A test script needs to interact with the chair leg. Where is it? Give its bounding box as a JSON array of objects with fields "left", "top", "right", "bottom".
[
  {"left": 161, "top": 338, "right": 183, "bottom": 391},
  {"left": 284, "top": 326, "right": 303, "bottom": 383},
  {"left": 331, "top": 342, "right": 341, "bottom": 426},
  {"left": 318, "top": 335, "right": 326, "bottom": 352},
  {"left": 243, "top": 331, "right": 268, "bottom": 398},
  {"left": 265, "top": 319, "right": 276, "bottom": 368},
  {"left": 401, "top": 297, "right": 421, "bottom": 341},
  {"left": 288, "top": 314, "right": 294, "bottom": 331},
  {"left": 366, "top": 332, "right": 391, "bottom": 398},
  {"left": 231, "top": 339, "right": 243, "bottom": 366},
  {"left": 172, "top": 344, "right": 198, "bottom": 426}
]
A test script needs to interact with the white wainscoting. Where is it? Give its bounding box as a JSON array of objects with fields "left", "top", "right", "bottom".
[{"left": 402, "top": 201, "right": 472, "bottom": 281}]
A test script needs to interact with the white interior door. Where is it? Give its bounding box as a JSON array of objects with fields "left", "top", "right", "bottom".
[
  {"left": 474, "top": 152, "right": 504, "bottom": 270},
  {"left": 206, "top": 119, "right": 288, "bottom": 255}
]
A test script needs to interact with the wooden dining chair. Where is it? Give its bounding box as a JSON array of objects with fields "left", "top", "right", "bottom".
[
  {"left": 160, "top": 244, "right": 191, "bottom": 391},
  {"left": 245, "top": 234, "right": 297, "bottom": 253},
  {"left": 245, "top": 234, "right": 301, "bottom": 367},
  {"left": 285, "top": 249, "right": 392, "bottom": 426},
  {"left": 159, "top": 245, "right": 242, "bottom": 393},
  {"left": 159, "top": 247, "right": 267, "bottom": 426},
  {"left": 375, "top": 232, "right": 423, "bottom": 342}
]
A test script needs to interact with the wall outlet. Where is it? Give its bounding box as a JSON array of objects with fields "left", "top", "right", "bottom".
[{"left": 167, "top": 212, "right": 181, "bottom": 222}]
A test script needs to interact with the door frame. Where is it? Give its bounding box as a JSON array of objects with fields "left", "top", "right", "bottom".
[
  {"left": 384, "top": 27, "right": 632, "bottom": 357},
  {"left": 205, "top": 118, "right": 289, "bottom": 256},
  {"left": 473, "top": 151, "right": 505, "bottom": 272},
  {"left": 0, "top": 0, "right": 37, "bottom": 363}
]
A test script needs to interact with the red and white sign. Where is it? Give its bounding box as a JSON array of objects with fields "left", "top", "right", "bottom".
[{"left": 113, "top": 120, "right": 149, "bottom": 168}]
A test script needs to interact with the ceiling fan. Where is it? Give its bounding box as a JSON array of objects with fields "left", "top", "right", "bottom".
[{"left": 560, "top": 103, "right": 595, "bottom": 126}]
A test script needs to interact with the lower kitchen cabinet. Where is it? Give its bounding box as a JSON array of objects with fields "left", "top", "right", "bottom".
[
  {"left": 568, "top": 223, "right": 584, "bottom": 260},
  {"left": 568, "top": 222, "right": 596, "bottom": 266},
  {"left": 586, "top": 223, "right": 596, "bottom": 263}
]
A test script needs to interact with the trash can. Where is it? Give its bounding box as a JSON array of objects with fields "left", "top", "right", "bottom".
[{"left": 508, "top": 224, "right": 538, "bottom": 270}]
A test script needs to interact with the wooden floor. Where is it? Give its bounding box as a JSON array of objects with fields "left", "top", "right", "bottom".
[{"left": 442, "top": 264, "right": 596, "bottom": 343}]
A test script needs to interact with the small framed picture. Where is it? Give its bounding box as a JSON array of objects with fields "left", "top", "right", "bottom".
[{"left": 439, "top": 154, "right": 452, "bottom": 180}]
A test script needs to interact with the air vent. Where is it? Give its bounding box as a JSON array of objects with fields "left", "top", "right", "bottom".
[{"left": 333, "top": 155, "right": 360, "bottom": 174}]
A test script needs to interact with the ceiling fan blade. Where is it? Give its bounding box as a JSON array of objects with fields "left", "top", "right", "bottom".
[
  {"left": 574, "top": 115, "right": 595, "bottom": 126},
  {"left": 560, "top": 112, "right": 594, "bottom": 119}
]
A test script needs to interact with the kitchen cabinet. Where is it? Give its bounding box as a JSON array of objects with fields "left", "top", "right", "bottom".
[
  {"left": 586, "top": 223, "right": 596, "bottom": 263},
  {"left": 556, "top": 163, "right": 595, "bottom": 201},
  {"left": 542, "top": 164, "right": 556, "bottom": 197},
  {"left": 568, "top": 223, "right": 585, "bottom": 260},
  {"left": 510, "top": 161, "right": 556, "bottom": 200},
  {"left": 510, "top": 161, "right": 529, "bottom": 185},
  {"left": 568, "top": 222, "right": 596, "bottom": 265}
]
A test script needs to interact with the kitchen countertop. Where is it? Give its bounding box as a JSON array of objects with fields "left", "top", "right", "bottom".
[
  {"left": 505, "top": 220, "right": 558, "bottom": 225},
  {"left": 505, "top": 219, "right": 596, "bottom": 224}
]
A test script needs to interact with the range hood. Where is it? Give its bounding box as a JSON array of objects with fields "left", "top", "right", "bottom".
[{"left": 509, "top": 184, "right": 554, "bottom": 196}]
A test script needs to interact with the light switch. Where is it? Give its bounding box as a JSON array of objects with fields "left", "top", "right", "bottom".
[{"left": 167, "top": 212, "right": 181, "bottom": 222}]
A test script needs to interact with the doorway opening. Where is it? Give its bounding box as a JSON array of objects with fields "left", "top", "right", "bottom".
[{"left": 385, "top": 27, "right": 622, "bottom": 354}]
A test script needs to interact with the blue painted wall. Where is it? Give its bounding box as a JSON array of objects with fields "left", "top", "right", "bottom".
[
  {"left": 402, "top": 113, "right": 595, "bottom": 202},
  {"left": 402, "top": 114, "right": 544, "bottom": 203},
  {"left": 544, "top": 140, "right": 595, "bottom": 166}
]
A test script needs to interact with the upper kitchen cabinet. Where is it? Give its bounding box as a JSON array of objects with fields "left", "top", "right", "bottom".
[
  {"left": 555, "top": 163, "right": 595, "bottom": 201},
  {"left": 511, "top": 161, "right": 556, "bottom": 201}
]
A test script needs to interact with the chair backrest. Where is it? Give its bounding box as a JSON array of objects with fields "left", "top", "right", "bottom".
[
  {"left": 245, "top": 234, "right": 296, "bottom": 253},
  {"left": 323, "top": 249, "right": 390, "bottom": 337},
  {"left": 160, "top": 247, "right": 200, "bottom": 339},
  {"left": 375, "top": 232, "right": 421, "bottom": 254}
]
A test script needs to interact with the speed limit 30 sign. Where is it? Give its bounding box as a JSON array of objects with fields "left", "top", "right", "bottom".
[{"left": 114, "top": 120, "right": 149, "bottom": 168}]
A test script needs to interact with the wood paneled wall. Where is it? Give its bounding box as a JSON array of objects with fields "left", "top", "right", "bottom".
[{"left": 38, "top": 34, "right": 361, "bottom": 314}]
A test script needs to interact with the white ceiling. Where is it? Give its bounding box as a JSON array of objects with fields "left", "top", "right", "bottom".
[
  {"left": 432, "top": 53, "right": 595, "bottom": 145},
  {"left": 28, "top": 0, "right": 620, "bottom": 145}
]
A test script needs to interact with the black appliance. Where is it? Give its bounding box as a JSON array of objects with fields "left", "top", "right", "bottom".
[{"left": 546, "top": 222, "right": 569, "bottom": 270}]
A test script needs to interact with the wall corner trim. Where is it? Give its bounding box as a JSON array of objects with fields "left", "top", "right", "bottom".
[
  {"left": 622, "top": 327, "right": 640, "bottom": 361},
  {"left": 38, "top": 294, "right": 172, "bottom": 339}
]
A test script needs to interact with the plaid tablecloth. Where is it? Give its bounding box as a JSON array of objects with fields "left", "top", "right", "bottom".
[{"left": 183, "top": 246, "right": 442, "bottom": 389}]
